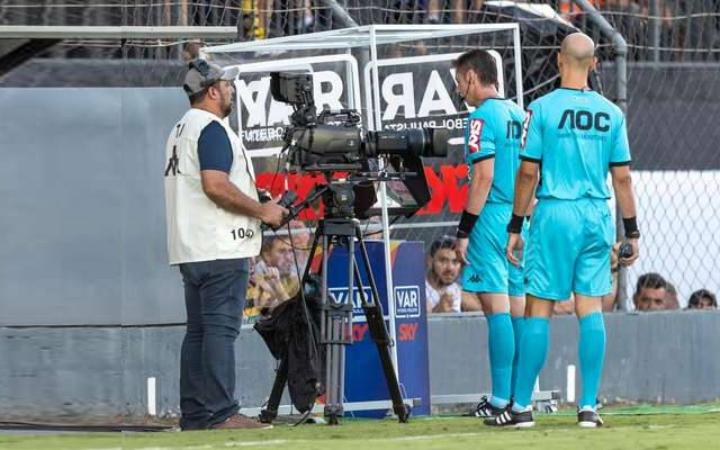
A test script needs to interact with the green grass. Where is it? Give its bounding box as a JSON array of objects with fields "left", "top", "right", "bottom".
[{"left": 2, "top": 405, "right": 719, "bottom": 450}]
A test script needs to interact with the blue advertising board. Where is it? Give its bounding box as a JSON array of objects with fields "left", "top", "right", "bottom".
[{"left": 326, "top": 240, "right": 430, "bottom": 417}]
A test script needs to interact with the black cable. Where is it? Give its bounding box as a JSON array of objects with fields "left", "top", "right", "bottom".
[
  {"left": 285, "top": 221, "right": 318, "bottom": 354},
  {"left": 362, "top": 215, "right": 402, "bottom": 238}
]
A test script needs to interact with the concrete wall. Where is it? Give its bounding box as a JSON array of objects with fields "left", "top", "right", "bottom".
[
  {"left": 1, "top": 311, "right": 718, "bottom": 420},
  {"left": 0, "top": 87, "right": 188, "bottom": 326}
]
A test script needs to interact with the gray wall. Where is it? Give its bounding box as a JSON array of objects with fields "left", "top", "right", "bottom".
[
  {"left": 1, "top": 311, "right": 718, "bottom": 420},
  {"left": 0, "top": 87, "right": 188, "bottom": 326},
  {"left": 429, "top": 311, "right": 720, "bottom": 405}
]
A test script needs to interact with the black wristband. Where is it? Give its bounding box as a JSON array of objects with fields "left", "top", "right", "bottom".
[
  {"left": 457, "top": 210, "right": 479, "bottom": 238},
  {"left": 507, "top": 214, "right": 524, "bottom": 234},
  {"left": 623, "top": 216, "right": 640, "bottom": 239}
]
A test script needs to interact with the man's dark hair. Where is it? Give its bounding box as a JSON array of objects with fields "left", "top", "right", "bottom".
[
  {"left": 635, "top": 272, "right": 667, "bottom": 294},
  {"left": 429, "top": 235, "right": 457, "bottom": 258},
  {"left": 188, "top": 88, "right": 209, "bottom": 106},
  {"left": 688, "top": 289, "right": 718, "bottom": 308},
  {"left": 261, "top": 235, "right": 283, "bottom": 254},
  {"left": 452, "top": 49, "right": 498, "bottom": 87}
]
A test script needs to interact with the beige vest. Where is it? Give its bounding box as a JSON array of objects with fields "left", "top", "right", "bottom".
[{"left": 164, "top": 108, "right": 261, "bottom": 264}]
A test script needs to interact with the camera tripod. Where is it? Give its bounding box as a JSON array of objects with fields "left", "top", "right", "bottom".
[{"left": 259, "top": 185, "right": 411, "bottom": 425}]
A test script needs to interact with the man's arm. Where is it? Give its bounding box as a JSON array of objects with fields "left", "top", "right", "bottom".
[
  {"left": 456, "top": 156, "right": 494, "bottom": 263},
  {"left": 512, "top": 160, "right": 539, "bottom": 218},
  {"left": 466, "top": 159, "right": 494, "bottom": 215},
  {"left": 611, "top": 165, "right": 636, "bottom": 220},
  {"left": 202, "top": 170, "right": 262, "bottom": 217},
  {"left": 194, "top": 121, "right": 287, "bottom": 227},
  {"left": 505, "top": 160, "right": 539, "bottom": 266},
  {"left": 506, "top": 105, "right": 542, "bottom": 266},
  {"left": 456, "top": 114, "right": 496, "bottom": 261},
  {"left": 610, "top": 165, "right": 639, "bottom": 265}
]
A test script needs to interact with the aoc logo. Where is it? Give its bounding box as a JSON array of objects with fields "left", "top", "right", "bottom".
[
  {"left": 558, "top": 110, "right": 611, "bottom": 132},
  {"left": 394, "top": 285, "right": 421, "bottom": 318}
]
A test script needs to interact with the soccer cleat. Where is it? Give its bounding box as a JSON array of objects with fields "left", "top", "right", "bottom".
[
  {"left": 473, "top": 396, "right": 506, "bottom": 418},
  {"left": 577, "top": 408, "right": 604, "bottom": 428},
  {"left": 484, "top": 407, "right": 535, "bottom": 428}
]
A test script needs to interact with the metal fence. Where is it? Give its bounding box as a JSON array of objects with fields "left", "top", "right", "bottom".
[{"left": 1, "top": 0, "right": 719, "bottom": 309}]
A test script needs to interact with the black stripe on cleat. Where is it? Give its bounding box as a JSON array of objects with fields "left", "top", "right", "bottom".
[{"left": 484, "top": 408, "right": 535, "bottom": 428}]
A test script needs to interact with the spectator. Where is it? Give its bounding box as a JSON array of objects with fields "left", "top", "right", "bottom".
[
  {"left": 426, "top": 236, "right": 463, "bottom": 313},
  {"left": 252, "top": 236, "right": 299, "bottom": 307},
  {"left": 633, "top": 272, "right": 669, "bottom": 311},
  {"left": 246, "top": 259, "right": 293, "bottom": 312},
  {"left": 256, "top": 235, "right": 293, "bottom": 275},
  {"left": 288, "top": 219, "right": 312, "bottom": 273},
  {"left": 687, "top": 289, "right": 718, "bottom": 310}
]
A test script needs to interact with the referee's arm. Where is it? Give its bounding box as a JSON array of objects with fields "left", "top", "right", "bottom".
[
  {"left": 609, "top": 115, "right": 640, "bottom": 265},
  {"left": 611, "top": 165, "right": 640, "bottom": 265},
  {"left": 511, "top": 160, "right": 539, "bottom": 220},
  {"left": 611, "top": 165, "right": 637, "bottom": 221}
]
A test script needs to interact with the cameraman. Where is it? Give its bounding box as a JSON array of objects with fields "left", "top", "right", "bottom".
[{"left": 164, "top": 59, "right": 287, "bottom": 431}]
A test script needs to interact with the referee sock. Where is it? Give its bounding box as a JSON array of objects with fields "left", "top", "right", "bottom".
[
  {"left": 578, "top": 312, "right": 606, "bottom": 410},
  {"left": 486, "top": 313, "right": 514, "bottom": 408},
  {"left": 512, "top": 317, "right": 549, "bottom": 412},
  {"left": 510, "top": 316, "right": 525, "bottom": 397}
]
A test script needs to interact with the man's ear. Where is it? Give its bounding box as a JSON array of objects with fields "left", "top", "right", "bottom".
[
  {"left": 590, "top": 56, "right": 598, "bottom": 72},
  {"left": 206, "top": 84, "right": 220, "bottom": 100}
]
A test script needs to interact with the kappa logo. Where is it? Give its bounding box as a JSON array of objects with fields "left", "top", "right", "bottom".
[
  {"left": 469, "top": 273, "right": 482, "bottom": 283},
  {"left": 164, "top": 145, "right": 181, "bottom": 176},
  {"left": 468, "top": 118, "right": 484, "bottom": 153}
]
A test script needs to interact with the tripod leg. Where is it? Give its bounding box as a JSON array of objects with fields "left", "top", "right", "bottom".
[
  {"left": 353, "top": 237, "right": 410, "bottom": 423},
  {"left": 260, "top": 358, "right": 288, "bottom": 423},
  {"left": 321, "top": 234, "right": 350, "bottom": 425}
]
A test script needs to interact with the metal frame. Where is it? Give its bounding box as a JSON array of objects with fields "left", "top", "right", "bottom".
[
  {"left": 0, "top": 26, "right": 239, "bottom": 40},
  {"left": 203, "top": 23, "right": 523, "bottom": 415},
  {"left": 203, "top": 24, "right": 522, "bottom": 54}
]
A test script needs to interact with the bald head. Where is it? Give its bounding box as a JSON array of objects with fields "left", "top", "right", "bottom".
[{"left": 560, "top": 33, "right": 596, "bottom": 68}]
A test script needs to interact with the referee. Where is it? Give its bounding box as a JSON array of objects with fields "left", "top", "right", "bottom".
[
  {"left": 488, "top": 33, "right": 640, "bottom": 428},
  {"left": 164, "top": 60, "right": 287, "bottom": 430}
]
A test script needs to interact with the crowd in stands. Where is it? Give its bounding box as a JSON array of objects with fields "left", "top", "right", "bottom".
[
  {"left": 242, "top": 226, "right": 717, "bottom": 320},
  {"left": 423, "top": 236, "right": 718, "bottom": 315},
  {"left": 256, "top": 0, "right": 718, "bottom": 59}
]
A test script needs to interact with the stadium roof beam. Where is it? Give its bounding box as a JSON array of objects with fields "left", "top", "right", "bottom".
[
  {"left": 0, "top": 38, "right": 60, "bottom": 78},
  {"left": 0, "top": 26, "right": 239, "bottom": 40}
]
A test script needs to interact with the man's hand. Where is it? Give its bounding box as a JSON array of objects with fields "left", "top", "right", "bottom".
[
  {"left": 456, "top": 237, "right": 469, "bottom": 264},
  {"left": 610, "top": 242, "right": 621, "bottom": 272},
  {"left": 506, "top": 232, "right": 524, "bottom": 267},
  {"left": 263, "top": 267, "right": 291, "bottom": 301},
  {"left": 259, "top": 198, "right": 288, "bottom": 228},
  {"left": 438, "top": 292, "right": 455, "bottom": 312},
  {"left": 619, "top": 238, "right": 639, "bottom": 266}
]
